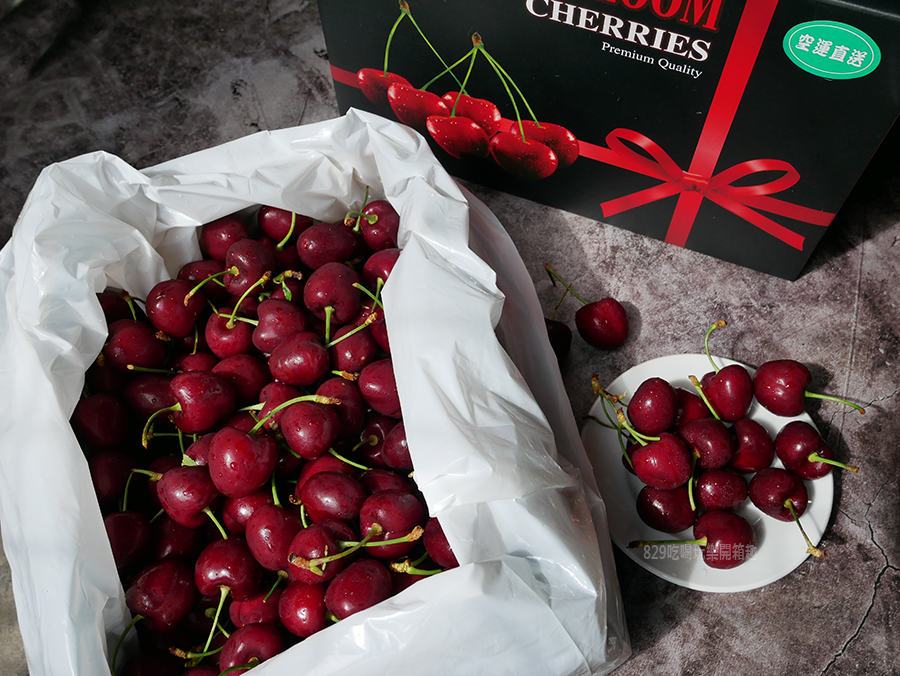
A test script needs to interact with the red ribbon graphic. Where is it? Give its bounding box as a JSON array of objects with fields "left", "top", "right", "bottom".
[{"left": 579, "top": 0, "right": 833, "bottom": 250}]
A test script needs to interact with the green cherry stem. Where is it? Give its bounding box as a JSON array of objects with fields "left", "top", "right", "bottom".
[
  {"left": 544, "top": 264, "right": 589, "bottom": 305},
  {"left": 109, "top": 613, "right": 144, "bottom": 676},
  {"left": 276, "top": 212, "right": 298, "bottom": 250},
  {"left": 616, "top": 408, "right": 660, "bottom": 447},
  {"left": 382, "top": 6, "right": 408, "bottom": 76},
  {"left": 703, "top": 320, "right": 727, "bottom": 372},
  {"left": 328, "top": 447, "right": 372, "bottom": 471},
  {"left": 226, "top": 272, "right": 271, "bottom": 328},
  {"left": 249, "top": 394, "right": 340, "bottom": 434},
  {"left": 185, "top": 267, "right": 239, "bottom": 304},
  {"left": 808, "top": 452, "right": 860, "bottom": 473},
  {"left": 402, "top": 1, "right": 465, "bottom": 91},
  {"left": 785, "top": 498, "right": 827, "bottom": 559},
  {"left": 804, "top": 390, "right": 866, "bottom": 414},
  {"left": 688, "top": 374, "right": 722, "bottom": 422}
]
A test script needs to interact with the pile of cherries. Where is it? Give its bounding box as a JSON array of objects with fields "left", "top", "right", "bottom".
[
  {"left": 600, "top": 322, "right": 865, "bottom": 570},
  {"left": 71, "top": 197, "right": 459, "bottom": 675},
  {"left": 356, "top": 2, "right": 579, "bottom": 180}
]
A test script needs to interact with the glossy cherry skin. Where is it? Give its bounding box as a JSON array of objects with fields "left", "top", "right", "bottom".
[
  {"left": 204, "top": 308, "right": 255, "bottom": 359},
  {"left": 103, "top": 319, "right": 168, "bottom": 372},
  {"left": 104, "top": 510, "right": 151, "bottom": 575},
  {"left": 381, "top": 420, "right": 412, "bottom": 471},
  {"left": 628, "top": 377, "right": 678, "bottom": 435},
  {"left": 211, "top": 353, "right": 273, "bottom": 406},
  {"left": 316, "top": 377, "right": 366, "bottom": 442},
  {"left": 178, "top": 258, "right": 231, "bottom": 306},
  {"left": 701, "top": 364, "right": 754, "bottom": 422},
  {"left": 207, "top": 427, "right": 278, "bottom": 498},
  {"left": 252, "top": 298, "right": 309, "bottom": 355},
  {"left": 387, "top": 83, "right": 449, "bottom": 129},
  {"left": 222, "top": 238, "right": 276, "bottom": 297},
  {"left": 280, "top": 400, "right": 342, "bottom": 460},
  {"left": 222, "top": 490, "right": 275, "bottom": 535},
  {"left": 287, "top": 519, "right": 356, "bottom": 584},
  {"left": 267, "top": 331, "right": 330, "bottom": 387},
  {"left": 774, "top": 420, "right": 838, "bottom": 479},
  {"left": 695, "top": 468, "right": 748, "bottom": 512},
  {"left": 359, "top": 200, "right": 400, "bottom": 252},
  {"left": 245, "top": 504, "right": 304, "bottom": 571},
  {"left": 358, "top": 358, "right": 401, "bottom": 418},
  {"left": 672, "top": 387, "right": 710, "bottom": 431},
  {"left": 303, "top": 261, "right": 362, "bottom": 325},
  {"left": 194, "top": 537, "right": 265, "bottom": 601},
  {"left": 157, "top": 465, "right": 221, "bottom": 529},
  {"left": 635, "top": 485, "right": 697, "bottom": 533},
  {"left": 145, "top": 278, "right": 206, "bottom": 339},
  {"left": 489, "top": 131, "right": 558, "bottom": 180},
  {"left": 630, "top": 433, "right": 693, "bottom": 490},
  {"left": 692, "top": 510, "right": 757, "bottom": 569},
  {"left": 575, "top": 297, "right": 628, "bottom": 350},
  {"left": 362, "top": 247, "right": 401, "bottom": 289},
  {"left": 513, "top": 120, "right": 580, "bottom": 168},
  {"left": 753, "top": 359, "right": 811, "bottom": 417},
  {"left": 678, "top": 417, "right": 735, "bottom": 469},
  {"left": 748, "top": 467, "right": 808, "bottom": 522},
  {"left": 426, "top": 115, "right": 490, "bottom": 160},
  {"left": 257, "top": 205, "right": 313, "bottom": 244},
  {"left": 125, "top": 558, "right": 197, "bottom": 632},
  {"left": 89, "top": 449, "right": 136, "bottom": 509},
  {"left": 297, "top": 222, "right": 361, "bottom": 270},
  {"left": 359, "top": 488, "right": 425, "bottom": 560},
  {"left": 278, "top": 581, "right": 329, "bottom": 637},
  {"left": 730, "top": 418, "right": 775, "bottom": 472},
  {"left": 217, "top": 623, "right": 285, "bottom": 672},
  {"left": 442, "top": 91, "right": 502, "bottom": 136},
  {"left": 357, "top": 68, "right": 411, "bottom": 107},
  {"left": 324, "top": 558, "right": 393, "bottom": 620},
  {"left": 200, "top": 215, "right": 251, "bottom": 261},
  {"left": 123, "top": 374, "right": 176, "bottom": 422},
  {"left": 229, "top": 587, "right": 283, "bottom": 628},
  {"left": 169, "top": 371, "right": 236, "bottom": 434},
  {"left": 423, "top": 517, "right": 459, "bottom": 568},
  {"left": 299, "top": 471, "right": 367, "bottom": 523}
]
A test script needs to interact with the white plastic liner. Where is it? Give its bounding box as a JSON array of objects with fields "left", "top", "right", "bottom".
[{"left": 0, "top": 109, "right": 630, "bottom": 676}]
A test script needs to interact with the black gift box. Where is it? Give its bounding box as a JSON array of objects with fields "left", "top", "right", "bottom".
[{"left": 318, "top": 0, "right": 900, "bottom": 279}]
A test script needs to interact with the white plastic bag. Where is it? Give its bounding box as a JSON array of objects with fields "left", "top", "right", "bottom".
[{"left": 0, "top": 109, "right": 630, "bottom": 676}]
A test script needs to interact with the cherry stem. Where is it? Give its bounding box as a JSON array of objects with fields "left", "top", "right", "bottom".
[
  {"left": 551, "top": 286, "right": 570, "bottom": 319},
  {"left": 121, "top": 292, "right": 141, "bottom": 321},
  {"left": 382, "top": 8, "right": 407, "bottom": 75},
  {"left": 323, "top": 306, "right": 335, "bottom": 344},
  {"left": 289, "top": 524, "right": 383, "bottom": 576},
  {"left": 324, "top": 312, "right": 377, "bottom": 349},
  {"left": 420, "top": 48, "right": 476, "bottom": 93},
  {"left": 328, "top": 447, "right": 371, "bottom": 471},
  {"left": 543, "top": 264, "right": 588, "bottom": 305},
  {"left": 203, "top": 586, "right": 230, "bottom": 652},
  {"left": 703, "top": 320, "right": 727, "bottom": 373},
  {"left": 276, "top": 212, "right": 297, "bottom": 250},
  {"left": 249, "top": 394, "right": 340, "bottom": 434},
  {"left": 401, "top": 1, "right": 465, "bottom": 91},
  {"left": 353, "top": 282, "right": 384, "bottom": 310},
  {"left": 170, "top": 643, "right": 224, "bottom": 661},
  {"left": 804, "top": 390, "right": 866, "bottom": 414},
  {"left": 479, "top": 38, "right": 540, "bottom": 133},
  {"left": 141, "top": 403, "right": 181, "bottom": 447},
  {"left": 204, "top": 507, "right": 228, "bottom": 540},
  {"left": 616, "top": 408, "right": 659, "bottom": 446},
  {"left": 688, "top": 452, "right": 699, "bottom": 512},
  {"left": 185, "top": 267, "right": 238, "bottom": 304},
  {"left": 688, "top": 375, "right": 722, "bottom": 422},
  {"left": 227, "top": 272, "right": 272, "bottom": 328},
  {"left": 109, "top": 613, "right": 144, "bottom": 676},
  {"left": 785, "top": 498, "right": 827, "bottom": 559},
  {"left": 808, "top": 452, "right": 860, "bottom": 473},
  {"left": 353, "top": 434, "right": 379, "bottom": 453},
  {"left": 345, "top": 186, "right": 372, "bottom": 233},
  {"left": 264, "top": 570, "right": 289, "bottom": 602},
  {"left": 390, "top": 553, "right": 443, "bottom": 576}
]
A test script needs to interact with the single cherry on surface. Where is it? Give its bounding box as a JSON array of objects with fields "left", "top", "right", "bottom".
[
  {"left": 753, "top": 358, "right": 866, "bottom": 417},
  {"left": 544, "top": 265, "right": 628, "bottom": 350}
]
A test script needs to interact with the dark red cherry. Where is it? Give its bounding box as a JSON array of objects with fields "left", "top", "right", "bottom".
[
  {"left": 297, "top": 222, "right": 362, "bottom": 270},
  {"left": 211, "top": 353, "right": 272, "bottom": 406},
  {"left": 574, "top": 297, "right": 628, "bottom": 350},
  {"left": 201, "top": 215, "right": 251, "bottom": 261},
  {"left": 267, "top": 331, "right": 330, "bottom": 387},
  {"left": 324, "top": 558, "right": 393, "bottom": 620},
  {"left": 774, "top": 420, "right": 858, "bottom": 479},
  {"left": 223, "top": 239, "right": 276, "bottom": 297},
  {"left": 204, "top": 308, "right": 255, "bottom": 359},
  {"left": 125, "top": 558, "right": 197, "bottom": 632},
  {"left": 217, "top": 623, "right": 284, "bottom": 672},
  {"left": 358, "top": 358, "right": 401, "bottom": 418},
  {"left": 423, "top": 517, "right": 459, "bottom": 568},
  {"left": 145, "top": 278, "right": 206, "bottom": 339},
  {"left": 359, "top": 489, "right": 425, "bottom": 560},
  {"left": 280, "top": 400, "right": 342, "bottom": 460},
  {"left": 303, "top": 261, "right": 362, "bottom": 326},
  {"left": 207, "top": 427, "right": 279, "bottom": 498},
  {"left": 222, "top": 490, "right": 275, "bottom": 535},
  {"left": 71, "top": 392, "right": 131, "bottom": 450},
  {"left": 730, "top": 418, "right": 775, "bottom": 473},
  {"left": 157, "top": 465, "right": 221, "bottom": 529},
  {"left": 359, "top": 200, "right": 401, "bottom": 251},
  {"left": 362, "top": 247, "right": 400, "bottom": 290},
  {"left": 635, "top": 485, "right": 697, "bottom": 533},
  {"left": 258, "top": 205, "right": 314, "bottom": 244},
  {"left": 169, "top": 371, "right": 236, "bottom": 434},
  {"left": 630, "top": 433, "right": 693, "bottom": 490},
  {"left": 104, "top": 510, "right": 151, "bottom": 575},
  {"left": 245, "top": 504, "right": 304, "bottom": 571},
  {"left": 701, "top": 364, "right": 754, "bottom": 422},
  {"left": 627, "top": 377, "right": 678, "bottom": 435},
  {"left": 748, "top": 467, "right": 808, "bottom": 522},
  {"left": 299, "top": 471, "right": 367, "bottom": 523},
  {"left": 252, "top": 298, "right": 309, "bottom": 354},
  {"left": 103, "top": 319, "right": 168, "bottom": 372},
  {"left": 678, "top": 417, "right": 735, "bottom": 469},
  {"left": 691, "top": 510, "right": 756, "bottom": 569},
  {"left": 278, "top": 581, "right": 328, "bottom": 638},
  {"left": 229, "top": 587, "right": 283, "bottom": 628},
  {"left": 695, "top": 467, "right": 748, "bottom": 512},
  {"left": 195, "top": 536, "right": 265, "bottom": 602}
]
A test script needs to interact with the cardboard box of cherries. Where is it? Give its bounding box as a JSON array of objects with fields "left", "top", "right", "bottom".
[{"left": 0, "top": 112, "right": 630, "bottom": 675}]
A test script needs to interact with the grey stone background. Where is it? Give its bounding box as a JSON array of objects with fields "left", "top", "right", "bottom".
[{"left": 0, "top": 1, "right": 897, "bottom": 674}]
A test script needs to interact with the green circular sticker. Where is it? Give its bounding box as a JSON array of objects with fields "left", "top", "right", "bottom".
[{"left": 783, "top": 21, "right": 881, "bottom": 80}]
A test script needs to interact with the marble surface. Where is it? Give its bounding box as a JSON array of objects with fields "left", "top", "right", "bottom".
[{"left": 1, "top": 1, "right": 897, "bottom": 674}]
